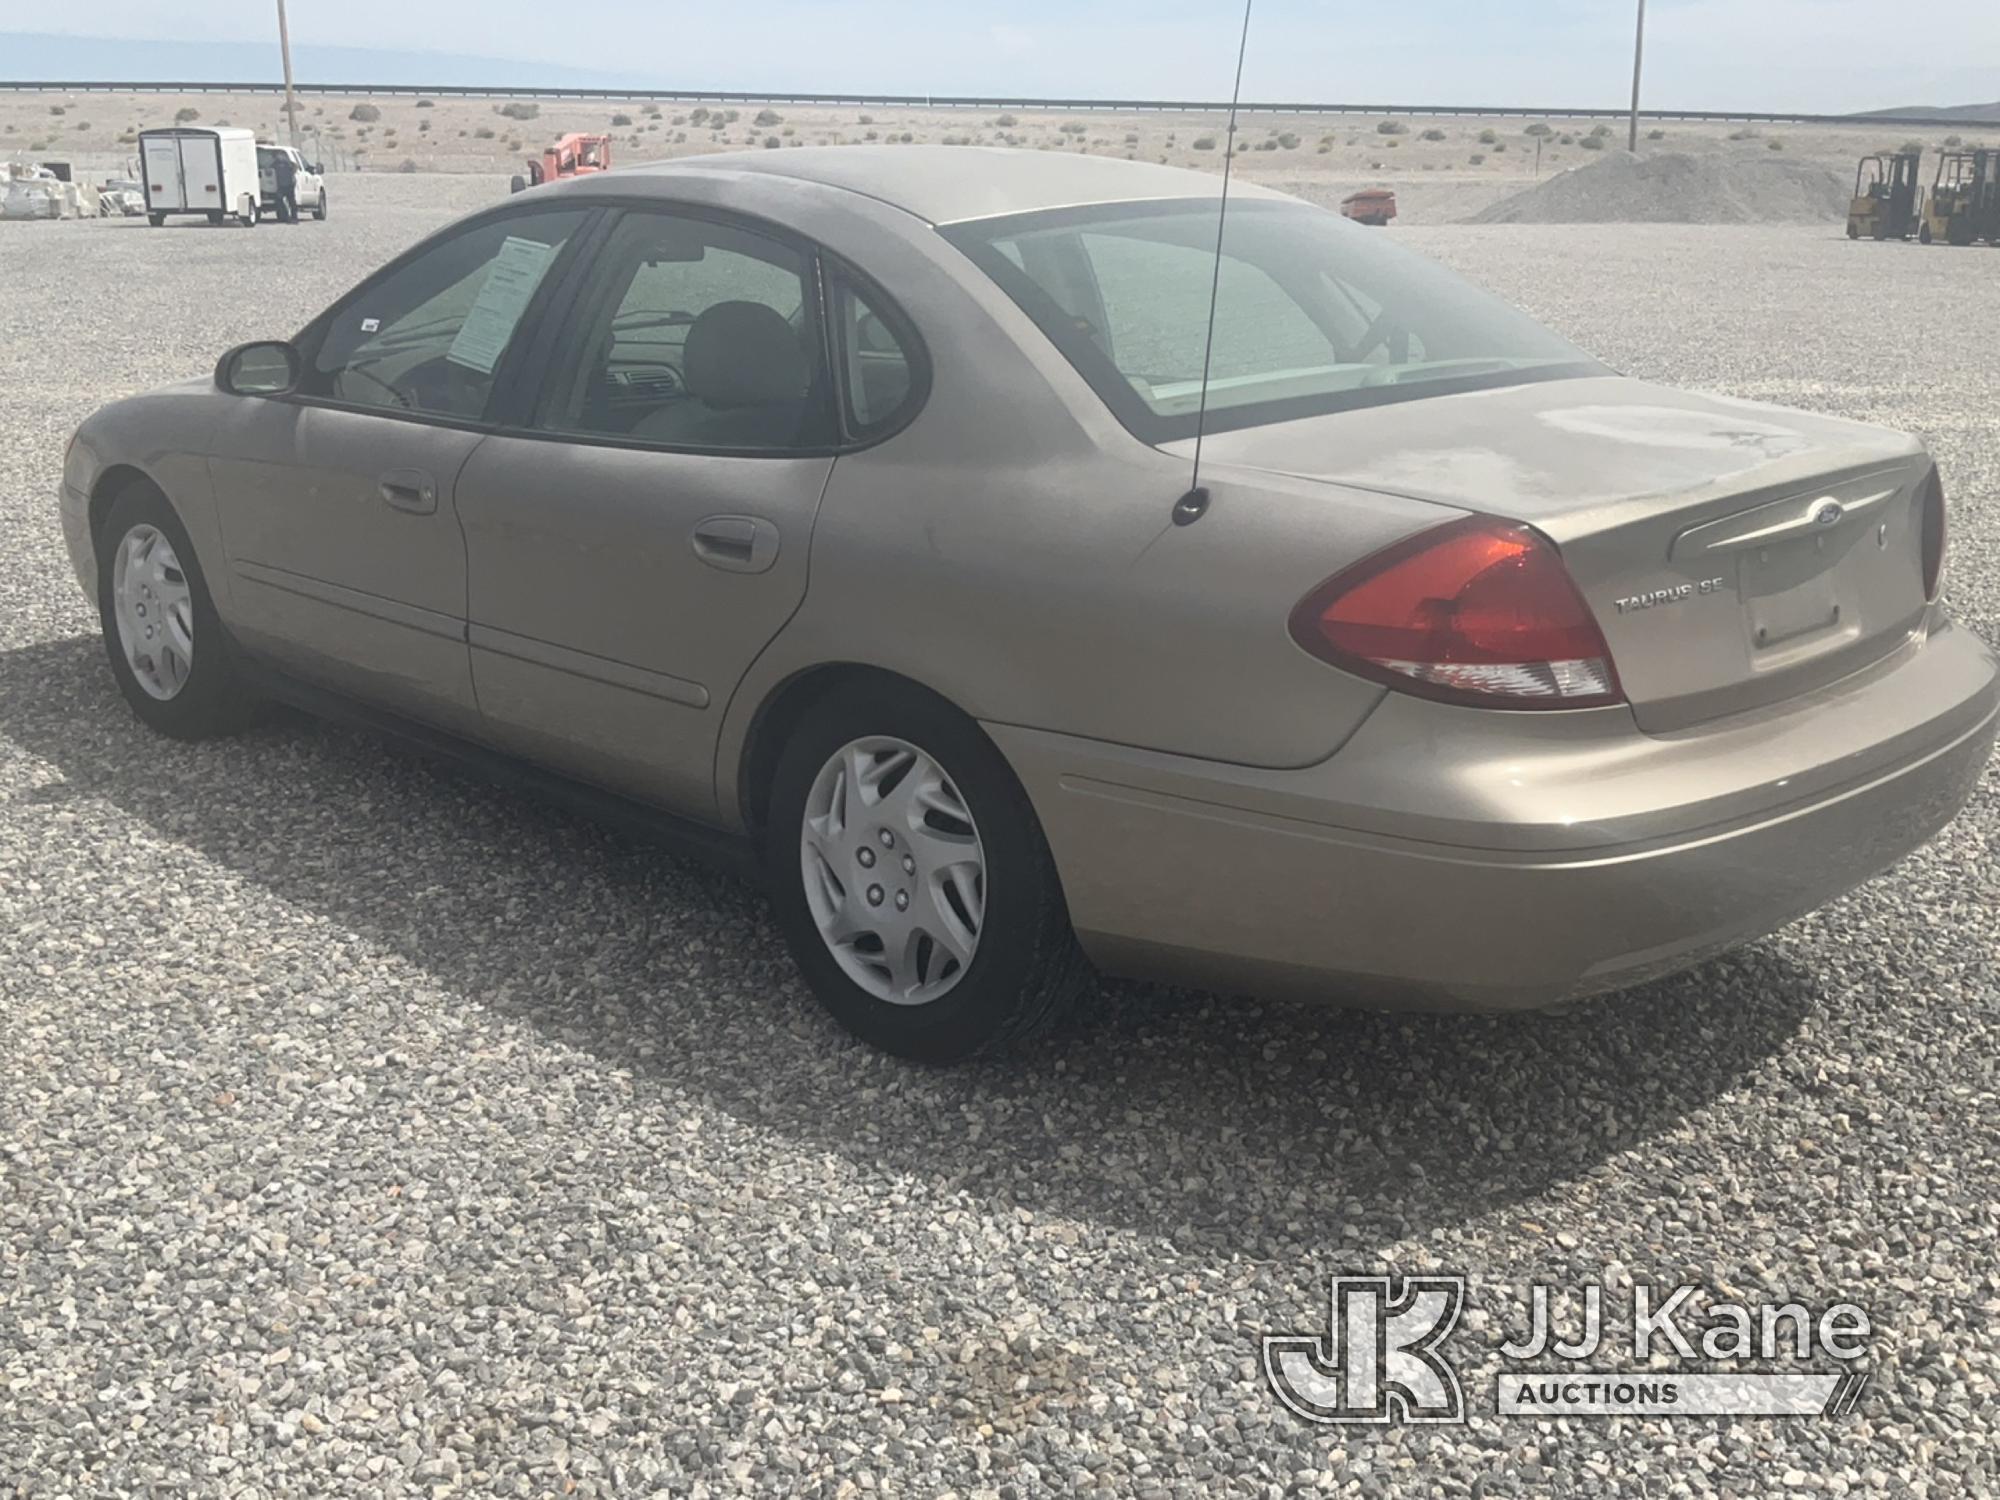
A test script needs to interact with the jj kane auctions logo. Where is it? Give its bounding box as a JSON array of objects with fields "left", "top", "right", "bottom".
[{"left": 1263, "top": 1276, "right": 1872, "bottom": 1423}]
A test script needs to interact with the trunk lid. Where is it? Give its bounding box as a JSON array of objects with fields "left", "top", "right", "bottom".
[{"left": 1178, "top": 376, "right": 1936, "bottom": 730}]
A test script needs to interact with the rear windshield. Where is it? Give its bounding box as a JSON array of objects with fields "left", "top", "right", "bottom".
[{"left": 940, "top": 197, "right": 1605, "bottom": 443}]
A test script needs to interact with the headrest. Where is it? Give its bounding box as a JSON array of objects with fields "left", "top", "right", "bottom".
[{"left": 682, "top": 300, "right": 809, "bottom": 407}]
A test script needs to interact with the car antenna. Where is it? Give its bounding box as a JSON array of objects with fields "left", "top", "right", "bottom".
[{"left": 1173, "top": 0, "right": 1255, "bottom": 529}]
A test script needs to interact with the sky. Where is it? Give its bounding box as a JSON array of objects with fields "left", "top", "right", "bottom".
[{"left": 4, "top": 2, "right": 1996, "bottom": 114}]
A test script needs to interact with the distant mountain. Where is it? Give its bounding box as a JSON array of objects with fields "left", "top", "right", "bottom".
[{"left": 1852, "top": 102, "right": 2000, "bottom": 124}]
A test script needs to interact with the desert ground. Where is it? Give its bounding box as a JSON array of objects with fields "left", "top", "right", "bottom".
[
  {"left": 3, "top": 107, "right": 2000, "bottom": 1497},
  {"left": 7, "top": 87, "right": 2000, "bottom": 222}
]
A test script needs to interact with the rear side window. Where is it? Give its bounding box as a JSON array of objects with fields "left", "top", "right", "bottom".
[
  {"left": 533, "top": 209, "right": 833, "bottom": 453},
  {"left": 829, "top": 273, "right": 921, "bottom": 437},
  {"left": 301, "top": 208, "right": 586, "bottom": 420}
]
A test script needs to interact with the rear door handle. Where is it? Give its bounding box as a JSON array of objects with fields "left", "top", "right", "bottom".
[
  {"left": 379, "top": 468, "right": 437, "bottom": 514},
  {"left": 691, "top": 515, "right": 780, "bottom": 574}
]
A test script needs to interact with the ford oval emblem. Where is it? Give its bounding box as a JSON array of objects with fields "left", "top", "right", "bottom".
[{"left": 1814, "top": 501, "right": 1844, "bottom": 526}]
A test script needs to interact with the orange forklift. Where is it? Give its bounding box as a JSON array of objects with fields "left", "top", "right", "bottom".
[{"left": 510, "top": 133, "right": 613, "bottom": 194}]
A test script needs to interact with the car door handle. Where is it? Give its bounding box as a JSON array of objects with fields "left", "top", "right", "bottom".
[
  {"left": 690, "top": 515, "right": 780, "bottom": 574},
  {"left": 378, "top": 469, "right": 437, "bottom": 514}
]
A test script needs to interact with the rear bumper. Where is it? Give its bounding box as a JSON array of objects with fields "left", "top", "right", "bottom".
[{"left": 991, "top": 622, "right": 1998, "bottom": 1010}]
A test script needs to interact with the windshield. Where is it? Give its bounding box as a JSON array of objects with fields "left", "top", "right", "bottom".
[{"left": 941, "top": 197, "right": 1606, "bottom": 443}]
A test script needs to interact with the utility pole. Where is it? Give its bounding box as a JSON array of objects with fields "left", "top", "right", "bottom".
[
  {"left": 277, "top": 0, "right": 299, "bottom": 150},
  {"left": 1627, "top": 0, "right": 1646, "bottom": 152}
]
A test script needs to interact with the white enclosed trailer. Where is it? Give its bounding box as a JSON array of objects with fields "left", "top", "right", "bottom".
[{"left": 138, "top": 126, "right": 262, "bottom": 227}]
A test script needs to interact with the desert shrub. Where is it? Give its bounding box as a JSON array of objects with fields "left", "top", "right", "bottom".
[
  {"left": 416, "top": 98, "right": 434, "bottom": 108},
  {"left": 1386, "top": 137, "right": 1401, "bottom": 148},
  {"left": 994, "top": 113, "right": 1017, "bottom": 127},
  {"left": 1589, "top": 123, "right": 1611, "bottom": 137},
  {"left": 48, "top": 105, "right": 64, "bottom": 116},
  {"left": 1727, "top": 126, "right": 1760, "bottom": 141},
  {"left": 762, "top": 135, "right": 781, "bottom": 149},
  {"left": 174, "top": 107, "right": 200, "bottom": 123},
  {"left": 419, "top": 117, "right": 431, "bottom": 132},
  {"left": 497, "top": 101, "right": 540, "bottom": 120},
  {"left": 754, "top": 108, "right": 782, "bottom": 126},
  {"left": 899, "top": 131, "right": 915, "bottom": 143},
  {"left": 1647, "top": 128, "right": 1666, "bottom": 140},
  {"left": 117, "top": 129, "right": 136, "bottom": 143},
  {"left": 349, "top": 103, "right": 381, "bottom": 122},
  {"left": 396, "top": 158, "right": 419, "bottom": 173},
  {"left": 74, "top": 121, "right": 88, "bottom": 131},
  {"left": 942, "top": 134, "right": 970, "bottom": 146},
  {"left": 611, "top": 112, "right": 632, "bottom": 126},
  {"left": 1277, "top": 131, "right": 1300, "bottom": 149},
  {"left": 1376, "top": 120, "right": 1406, "bottom": 135},
  {"left": 1477, "top": 128, "right": 1498, "bottom": 144},
  {"left": 1578, "top": 135, "right": 1604, "bottom": 150},
  {"left": 690, "top": 106, "right": 710, "bottom": 123},
  {"left": 1060, "top": 121, "right": 1087, "bottom": 135},
  {"left": 1558, "top": 133, "right": 1575, "bottom": 144},
  {"left": 1421, "top": 127, "right": 1446, "bottom": 141},
  {"left": 1493, "top": 141, "right": 1508, "bottom": 152},
  {"left": 1469, "top": 152, "right": 1485, "bottom": 165},
  {"left": 1192, "top": 135, "right": 1217, "bottom": 150},
  {"left": 1524, "top": 121, "right": 1551, "bottom": 136},
  {"left": 1254, "top": 139, "right": 1277, "bottom": 151},
  {"left": 1943, "top": 132, "right": 1963, "bottom": 146},
  {"left": 863, "top": 129, "right": 879, "bottom": 141},
  {"left": 1316, "top": 142, "right": 1331, "bottom": 154},
  {"left": 474, "top": 126, "right": 496, "bottom": 139},
  {"left": 1767, "top": 137, "right": 1784, "bottom": 150},
  {"left": 720, "top": 108, "right": 741, "bottom": 124},
  {"left": 1901, "top": 138, "right": 1924, "bottom": 153}
]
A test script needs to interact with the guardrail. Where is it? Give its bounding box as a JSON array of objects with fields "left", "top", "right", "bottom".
[{"left": 0, "top": 80, "right": 1970, "bottom": 129}]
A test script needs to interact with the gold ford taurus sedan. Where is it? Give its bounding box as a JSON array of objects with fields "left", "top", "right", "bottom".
[{"left": 61, "top": 149, "right": 1997, "bottom": 1059}]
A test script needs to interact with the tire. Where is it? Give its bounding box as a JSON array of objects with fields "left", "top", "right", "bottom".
[
  {"left": 509, "top": 174, "right": 527, "bottom": 195},
  {"left": 241, "top": 202, "right": 259, "bottom": 228},
  {"left": 1919, "top": 222, "right": 1933, "bottom": 244},
  {"left": 96, "top": 483, "right": 257, "bottom": 740},
  {"left": 147, "top": 211, "right": 165, "bottom": 228},
  {"left": 1846, "top": 221, "right": 1860, "bottom": 239},
  {"left": 207, "top": 210, "right": 224, "bottom": 225},
  {"left": 314, "top": 190, "right": 327, "bottom": 221},
  {"left": 764, "top": 682, "right": 1090, "bottom": 1061}
]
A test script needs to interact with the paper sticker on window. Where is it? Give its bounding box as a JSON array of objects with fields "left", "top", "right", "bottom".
[
  {"left": 446, "top": 235, "right": 557, "bottom": 375},
  {"left": 359, "top": 317, "right": 380, "bottom": 333}
]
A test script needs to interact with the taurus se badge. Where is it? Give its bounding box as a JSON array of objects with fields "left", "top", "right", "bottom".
[{"left": 1613, "top": 577, "right": 1727, "bottom": 615}]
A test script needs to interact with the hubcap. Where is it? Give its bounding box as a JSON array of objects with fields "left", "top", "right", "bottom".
[
  {"left": 111, "top": 524, "right": 194, "bottom": 701},
  {"left": 799, "top": 736, "right": 986, "bottom": 1005}
]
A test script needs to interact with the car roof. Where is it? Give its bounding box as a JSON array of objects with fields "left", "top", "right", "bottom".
[{"left": 603, "top": 145, "right": 1293, "bottom": 226}]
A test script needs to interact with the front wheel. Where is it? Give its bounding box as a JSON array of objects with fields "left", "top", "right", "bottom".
[
  {"left": 96, "top": 484, "right": 256, "bottom": 739},
  {"left": 764, "top": 684, "right": 1090, "bottom": 1061},
  {"left": 313, "top": 190, "right": 327, "bottom": 221}
]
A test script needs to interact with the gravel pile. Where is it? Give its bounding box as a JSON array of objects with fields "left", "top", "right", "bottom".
[
  {"left": 1471, "top": 150, "right": 1853, "bottom": 224},
  {"left": 1, "top": 176, "right": 1996, "bottom": 1496}
]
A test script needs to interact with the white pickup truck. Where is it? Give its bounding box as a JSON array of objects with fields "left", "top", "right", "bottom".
[{"left": 256, "top": 144, "right": 327, "bottom": 222}]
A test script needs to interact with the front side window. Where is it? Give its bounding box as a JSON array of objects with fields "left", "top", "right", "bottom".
[
  {"left": 941, "top": 198, "right": 1604, "bottom": 442},
  {"left": 536, "top": 209, "right": 831, "bottom": 452},
  {"left": 302, "top": 207, "right": 585, "bottom": 420}
]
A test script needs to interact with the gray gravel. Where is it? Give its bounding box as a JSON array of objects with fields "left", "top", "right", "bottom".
[{"left": 2, "top": 175, "right": 1997, "bottom": 1497}]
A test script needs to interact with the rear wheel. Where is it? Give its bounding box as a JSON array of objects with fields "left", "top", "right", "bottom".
[
  {"left": 96, "top": 484, "right": 256, "bottom": 739},
  {"left": 764, "top": 684, "right": 1090, "bottom": 1061}
]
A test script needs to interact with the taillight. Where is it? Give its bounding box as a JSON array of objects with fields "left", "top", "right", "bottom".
[
  {"left": 1919, "top": 467, "right": 1946, "bottom": 601},
  {"left": 1289, "top": 516, "right": 1623, "bottom": 709}
]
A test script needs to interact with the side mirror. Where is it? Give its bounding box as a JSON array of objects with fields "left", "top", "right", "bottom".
[
  {"left": 308, "top": 163, "right": 322, "bottom": 175},
  {"left": 216, "top": 340, "right": 301, "bottom": 397}
]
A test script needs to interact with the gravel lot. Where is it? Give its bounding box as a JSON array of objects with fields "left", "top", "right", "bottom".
[{"left": 2, "top": 173, "right": 1996, "bottom": 1497}]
